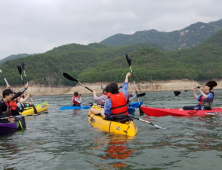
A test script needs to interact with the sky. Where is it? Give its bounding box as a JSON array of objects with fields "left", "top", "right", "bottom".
[{"left": 0, "top": 0, "right": 221, "bottom": 59}]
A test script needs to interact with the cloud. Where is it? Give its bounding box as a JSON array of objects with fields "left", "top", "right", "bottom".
[{"left": 0, "top": 0, "right": 221, "bottom": 59}]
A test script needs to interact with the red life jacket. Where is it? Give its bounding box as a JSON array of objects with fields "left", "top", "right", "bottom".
[
  {"left": 107, "top": 92, "right": 129, "bottom": 116},
  {"left": 5, "top": 101, "right": 17, "bottom": 116},
  {"left": 72, "top": 95, "right": 80, "bottom": 105},
  {"left": 9, "top": 101, "right": 18, "bottom": 110},
  {"left": 199, "top": 92, "right": 214, "bottom": 106}
]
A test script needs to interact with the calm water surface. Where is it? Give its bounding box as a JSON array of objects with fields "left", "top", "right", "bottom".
[{"left": 1, "top": 90, "right": 222, "bottom": 170}]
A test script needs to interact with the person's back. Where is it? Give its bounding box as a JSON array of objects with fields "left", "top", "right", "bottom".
[
  {"left": 72, "top": 92, "right": 81, "bottom": 106},
  {"left": 104, "top": 72, "right": 131, "bottom": 119}
]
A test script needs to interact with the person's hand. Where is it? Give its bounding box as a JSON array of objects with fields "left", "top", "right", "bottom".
[
  {"left": 126, "top": 72, "right": 131, "bottom": 77},
  {"left": 6, "top": 84, "right": 10, "bottom": 89},
  {"left": 8, "top": 116, "right": 15, "bottom": 123},
  {"left": 24, "top": 84, "right": 29, "bottom": 89}
]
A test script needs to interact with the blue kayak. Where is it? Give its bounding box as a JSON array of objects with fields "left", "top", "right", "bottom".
[
  {"left": 130, "top": 101, "right": 143, "bottom": 108},
  {"left": 59, "top": 101, "right": 143, "bottom": 111},
  {"left": 59, "top": 106, "right": 91, "bottom": 110}
]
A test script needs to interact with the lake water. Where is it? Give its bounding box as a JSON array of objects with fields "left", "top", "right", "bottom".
[{"left": 1, "top": 90, "right": 222, "bottom": 170}]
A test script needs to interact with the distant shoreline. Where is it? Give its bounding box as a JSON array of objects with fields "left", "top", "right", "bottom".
[{"left": 1, "top": 79, "right": 221, "bottom": 96}]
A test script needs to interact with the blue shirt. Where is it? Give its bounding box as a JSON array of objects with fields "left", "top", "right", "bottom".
[
  {"left": 197, "top": 93, "right": 213, "bottom": 101},
  {"left": 104, "top": 82, "right": 128, "bottom": 116}
]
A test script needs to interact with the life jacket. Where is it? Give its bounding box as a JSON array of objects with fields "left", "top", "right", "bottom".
[
  {"left": 9, "top": 101, "right": 18, "bottom": 110},
  {"left": 72, "top": 95, "right": 80, "bottom": 105},
  {"left": 107, "top": 92, "right": 129, "bottom": 116},
  {"left": 198, "top": 91, "right": 214, "bottom": 108}
]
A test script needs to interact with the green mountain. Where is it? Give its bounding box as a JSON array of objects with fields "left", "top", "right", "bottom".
[
  {"left": 0, "top": 43, "right": 161, "bottom": 86},
  {"left": 0, "top": 54, "right": 29, "bottom": 65},
  {"left": 1, "top": 29, "right": 222, "bottom": 86},
  {"left": 80, "top": 30, "right": 222, "bottom": 82},
  {"left": 100, "top": 19, "right": 222, "bottom": 51}
]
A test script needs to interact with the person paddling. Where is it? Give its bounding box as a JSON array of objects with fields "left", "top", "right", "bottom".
[
  {"left": 104, "top": 72, "right": 131, "bottom": 120},
  {"left": 0, "top": 84, "right": 29, "bottom": 123},
  {"left": 183, "top": 81, "right": 217, "bottom": 110},
  {"left": 72, "top": 92, "right": 82, "bottom": 106}
]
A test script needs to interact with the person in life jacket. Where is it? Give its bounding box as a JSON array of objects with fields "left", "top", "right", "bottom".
[
  {"left": 72, "top": 92, "right": 82, "bottom": 106},
  {"left": 89, "top": 86, "right": 110, "bottom": 116},
  {"left": 183, "top": 81, "right": 217, "bottom": 110},
  {"left": 93, "top": 87, "right": 108, "bottom": 106},
  {"left": 103, "top": 72, "right": 131, "bottom": 119},
  {"left": 16, "top": 91, "right": 33, "bottom": 113},
  {"left": 0, "top": 84, "right": 29, "bottom": 123}
]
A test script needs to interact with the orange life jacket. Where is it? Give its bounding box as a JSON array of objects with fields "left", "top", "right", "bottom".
[
  {"left": 107, "top": 92, "right": 129, "bottom": 116},
  {"left": 9, "top": 101, "right": 18, "bottom": 110}
]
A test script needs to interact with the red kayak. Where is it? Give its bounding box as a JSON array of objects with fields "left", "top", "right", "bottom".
[{"left": 141, "top": 106, "right": 222, "bottom": 117}]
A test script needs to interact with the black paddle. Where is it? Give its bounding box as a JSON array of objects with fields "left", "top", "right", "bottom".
[
  {"left": 63, "top": 73, "right": 93, "bottom": 92},
  {"left": 17, "top": 64, "right": 38, "bottom": 115},
  {"left": 174, "top": 87, "right": 200, "bottom": 96},
  {"left": 126, "top": 54, "right": 144, "bottom": 115},
  {"left": 137, "top": 93, "right": 146, "bottom": 98},
  {"left": 130, "top": 116, "right": 166, "bottom": 129}
]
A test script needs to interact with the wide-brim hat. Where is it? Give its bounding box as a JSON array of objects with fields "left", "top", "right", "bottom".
[{"left": 206, "top": 81, "right": 217, "bottom": 88}]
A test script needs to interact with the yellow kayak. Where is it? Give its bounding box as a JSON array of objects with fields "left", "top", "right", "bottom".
[
  {"left": 20, "top": 102, "right": 49, "bottom": 116},
  {"left": 88, "top": 105, "right": 137, "bottom": 136}
]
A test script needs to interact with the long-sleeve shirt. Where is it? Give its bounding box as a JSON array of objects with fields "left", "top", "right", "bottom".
[
  {"left": 94, "top": 95, "right": 108, "bottom": 105},
  {"left": 104, "top": 82, "right": 128, "bottom": 116}
]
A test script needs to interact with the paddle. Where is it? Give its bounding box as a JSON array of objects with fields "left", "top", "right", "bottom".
[
  {"left": 0, "top": 69, "right": 10, "bottom": 88},
  {"left": 174, "top": 87, "right": 200, "bottom": 96},
  {"left": 130, "top": 116, "right": 166, "bottom": 129},
  {"left": 137, "top": 93, "right": 146, "bottom": 98},
  {"left": 63, "top": 73, "right": 93, "bottom": 92},
  {"left": 17, "top": 63, "right": 38, "bottom": 115},
  {"left": 126, "top": 54, "right": 144, "bottom": 115}
]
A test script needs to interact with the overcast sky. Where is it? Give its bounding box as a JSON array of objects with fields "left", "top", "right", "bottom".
[{"left": 0, "top": 0, "right": 221, "bottom": 59}]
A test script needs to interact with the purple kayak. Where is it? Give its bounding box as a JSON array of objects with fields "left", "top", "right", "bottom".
[{"left": 0, "top": 116, "right": 26, "bottom": 136}]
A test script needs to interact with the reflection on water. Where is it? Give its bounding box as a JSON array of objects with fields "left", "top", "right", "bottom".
[{"left": 0, "top": 91, "right": 222, "bottom": 169}]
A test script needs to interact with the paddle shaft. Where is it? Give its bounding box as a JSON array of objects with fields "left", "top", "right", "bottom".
[
  {"left": 131, "top": 116, "right": 166, "bottom": 129},
  {"left": 0, "top": 69, "right": 9, "bottom": 85},
  {"left": 78, "top": 82, "right": 93, "bottom": 92},
  {"left": 126, "top": 54, "right": 143, "bottom": 115}
]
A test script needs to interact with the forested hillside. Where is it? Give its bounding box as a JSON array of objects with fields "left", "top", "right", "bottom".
[
  {"left": 0, "top": 42, "right": 161, "bottom": 86},
  {"left": 1, "top": 29, "right": 222, "bottom": 86},
  {"left": 100, "top": 19, "right": 222, "bottom": 51},
  {"left": 80, "top": 30, "right": 222, "bottom": 82}
]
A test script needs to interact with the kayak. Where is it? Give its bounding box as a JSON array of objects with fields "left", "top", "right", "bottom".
[
  {"left": 59, "top": 106, "right": 91, "bottom": 110},
  {"left": 141, "top": 106, "right": 222, "bottom": 117},
  {"left": 0, "top": 116, "right": 26, "bottom": 136},
  {"left": 88, "top": 105, "right": 137, "bottom": 136},
  {"left": 20, "top": 102, "right": 49, "bottom": 116},
  {"left": 130, "top": 101, "right": 143, "bottom": 108},
  {"left": 59, "top": 101, "right": 143, "bottom": 111}
]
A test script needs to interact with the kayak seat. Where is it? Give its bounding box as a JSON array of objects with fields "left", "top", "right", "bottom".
[{"left": 105, "top": 115, "right": 132, "bottom": 123}]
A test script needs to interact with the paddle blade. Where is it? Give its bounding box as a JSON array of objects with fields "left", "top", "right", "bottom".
[
  {"left": 174, "top": 91, "right": 181, "bottom": 96},
  {"left": 137, "top": 93, "right": 146, "bottom": 98},
  {"left": 126, "top": 54, "right": 131, "bottom": 66},
  {"left": 17, "top": 66, "right": 22, "bottom": 75},
  {"left": 63, "top": 73, "right": 78, "bottom": 82},
  {"left": 21, "top": 62, "right": 25, "bottom": 70}
]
